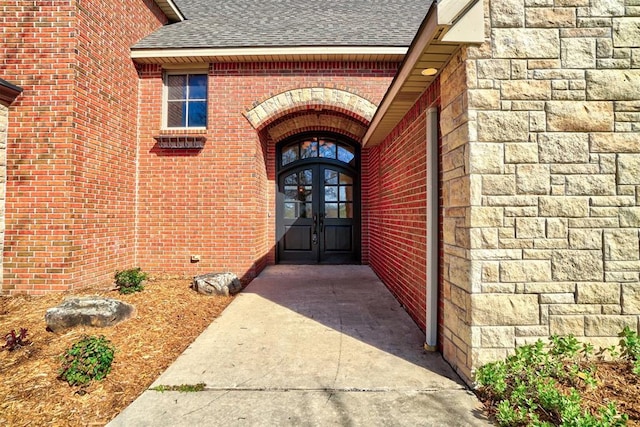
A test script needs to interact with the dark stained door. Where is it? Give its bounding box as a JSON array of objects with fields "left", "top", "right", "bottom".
[{"left": 277, "top": 135, "right": 360, "bottom": 264}]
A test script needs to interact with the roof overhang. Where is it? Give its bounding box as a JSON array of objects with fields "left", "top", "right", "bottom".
[
  {"left": 153, "top": 0, "right": 185, "bottom": 23},
  {"left": 131, "top": 46, "right": 408, "bottom": 64},
  {"left": 362, "top": 0, "right": 485, "bottom": 146},
  {"left": 0, "top": 78, "right": 23, "bottom": 106}
]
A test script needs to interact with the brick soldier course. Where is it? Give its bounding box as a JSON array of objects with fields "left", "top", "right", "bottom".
[{"left": 1, "top": 0, "right": 639, "bottom": 383}]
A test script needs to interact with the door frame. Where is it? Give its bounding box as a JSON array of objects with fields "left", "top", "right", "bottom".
[{"left": 275, "top": 132, "right": 361, "bottom": 264}]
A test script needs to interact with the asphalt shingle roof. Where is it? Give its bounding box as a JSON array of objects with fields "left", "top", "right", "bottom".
[{"left": 133, "top": 0, "right": 432, "bottom": 49}]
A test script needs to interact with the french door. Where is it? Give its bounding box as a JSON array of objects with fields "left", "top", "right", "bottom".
[{"left": 276, "top": 135, "right": 360, "bottom": 264}]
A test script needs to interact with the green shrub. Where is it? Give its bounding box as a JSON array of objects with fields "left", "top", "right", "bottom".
[
  {"left": 476, "top": 333, "right": 629, "bottom": 427},
  {"left": 114, "top": 267, "right": 148, "bottom": 294},
  {"left": 59, "top": 335, "right": 115, "bottom": 386}
]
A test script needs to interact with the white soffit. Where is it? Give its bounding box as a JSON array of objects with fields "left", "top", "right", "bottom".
[{"left": 362, "top": 0, "right": 484, "bottom": 147}]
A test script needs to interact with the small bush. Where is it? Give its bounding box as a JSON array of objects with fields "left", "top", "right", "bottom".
[
  {"left": 476, "top": 333, "right": 629, "bottom": 427},
  {"left": 59, "top": 335, "right": 115, "bottom": 386},
  {"left": 114, "top": 267, "right": 148, "bottom": 294},
  {"left": 2, "top": 328, "right": 30, "bottom": 351}
]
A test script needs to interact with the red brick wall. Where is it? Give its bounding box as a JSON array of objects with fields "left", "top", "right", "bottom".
[
  {"left": 363, "top": 80, "right": 440, "bottom": 331},
  {"left": 136, "top": 62, "right": 397, "bottom": 281},
  {"left": 1, "top": 0, "right": 165, "bottom": 294}
]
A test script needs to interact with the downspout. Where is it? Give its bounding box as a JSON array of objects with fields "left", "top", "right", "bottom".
[{"left": 425, "top": 108, "right": 439, "bottom": 351}]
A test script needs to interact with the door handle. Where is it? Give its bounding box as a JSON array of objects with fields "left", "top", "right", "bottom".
[
  {"left": 313, "top": 214, "right": 317, "bottom": 229},
  {"left": 319, "top": 213, "right": 324, "bottom": 232}
]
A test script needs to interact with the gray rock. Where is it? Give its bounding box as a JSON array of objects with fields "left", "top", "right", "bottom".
[
  {"left": 192, "top": 273, "right": 242, "bottom": 296},
  {"left": 45, "top": 297, "right": 136, "bottom": 333}
]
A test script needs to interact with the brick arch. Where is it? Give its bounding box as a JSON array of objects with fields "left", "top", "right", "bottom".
[
  {"left": 267, "top": 111, "right": 368, "bottom": 142},
  {"left": 244, "top": 87, "right": 377, "bottom": 132}
]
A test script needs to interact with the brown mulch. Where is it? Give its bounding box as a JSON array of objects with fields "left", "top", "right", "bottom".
[
  {"left": 0, "top": 277, "right": 233, "bottom": 426},
  {"left": 575, "top": 361, "right": 640, "bottom": 425}
]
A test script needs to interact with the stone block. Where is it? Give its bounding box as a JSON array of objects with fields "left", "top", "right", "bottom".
[
  {"left": 550, "top": 315, "right": 585, "bottom": 336},
  {"left": 577, "top": 282, "right": 621, "bottom": 304},
  {"left": 471, "top": 294, "right": 540, "bottom": 326},
  {"left": 481, "top": 262, "right": 500, "bottom": 282},
  {"left": 617, "top": 154, "right": 640, "bottom": 185},
  {"left": 622, "top": 283, "right": 640, "bottom": 314},
  {"left": 620, "top": 207, "right": 640, "bottom": 227},
  {"left": 613, "top": 18, "right": 640, "bottom": 47},
  {"left": 501, "top": 80, "right": 551, "bottom": 100},
  {"left": 500, "top": 260, "right": 552, "bottom": 282},
  {"left": 546, "top": 218, "right": 568, "bottom": 238},
  {"left": 477, "top": 111, "right": 529, "bottom": 142},
  {"left": 480, "top": 326, "right": 516, "bottom": 347},
  {"left": 539, "top": 197, "right": 589, "bottom": 217},
  {"left": 505, "top": 143, "right": 538, "bottom": 163},
  {"left": 534, "top": 238, "right": 568, "bottom": 249},
  {"left": 584, "top": 315, "right": 637, "bottom": 336},
  {"left": 524, "top": 282, "right": 576, "bottom": 293},
  {"left": 552, "top": 250, "right": 604, "bottom": 281},
  {"left": 587, "top": 70, "right": 640, "bottom": 101},
  {"left": 471, "top": 228, "right": 499, "bottom": 249},
  {"left": 604, "top": 229, "right": 640, "bottom": 260},
  {"left": 546, "top": 101, "right": 614, "bottom": 132},
  {"left": 561, "top": 38, "right": 596, "bottom": 68},
  {"left": 477, "top": 59, "right": 511, "bottom": 79},
  {"left": 516, "top": 218, "right": 546, "bottom": 238},
  {"left": 449, "top": 256, "right": 472, "bottom": 290},
  {"left": 491, "top": 0, "right": 525, "bottom": 27},
  {"left": 530, "top": 111, "right": 546, "bottom": 132},
  {"left": 516, "top": 164, "right": 550, "bottom": 195},
  {"left": 492, "top": 29, "right": 560, "bottom": 58},
  {"left": 602, "top": 305, "right": 622, "bottom": 315},
  {"left": 569, "top": 229, "right": 602, "bottom": 250},
  {"left": 565, "top": 175, "right": 616, "bottom": 195},
  {"left": 470, "top": 207, "right": 504, "bottom": 227},
  {"left": 539, "top": 133, "right": 589, "bottom": 163},
  {"left": 591, "top": 133, "right": 640, "bottom": 153},
  {"left": 515, "top": 325, "right": 550, "bottom": 336},
  {"left": 526, "top": 7, "right": 577, "bottom": 27},
  {"left": 540, "top": 293, "right": 575, "bottom": 304},
  {"left": 483, "top": 175, "right": 516, "bottom": 195},
  {"left": 445, "top": 176, "right": 470, "bottom": 207},
  {"left": 548, "top": 304, "right": 602, "bottom": 315},
  {"left": 587, "top": 0, "right": 625, "bottom": 16},
  {"left": 468, "top": 89, "right": 501, "bottom": 109},
  {"left": 470, "top": 143, "right": 504, "bottom": 173}
]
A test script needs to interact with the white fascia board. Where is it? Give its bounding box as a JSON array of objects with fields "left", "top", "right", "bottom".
[
  {"left": 131, "top": 46, "right": 408, "bottom": 59},
  {"left": 437, "top": 0, "right": 478, "bottom": 25},
  {"left": 154, "top": 0, "right": 185, "bottom": 22}
]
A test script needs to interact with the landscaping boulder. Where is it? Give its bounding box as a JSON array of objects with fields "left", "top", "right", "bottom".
[
  {"left": 45, "top": 297, "right": 136, "bottom": 333},
  {"left": 192, "top": 272, "right": 242, "bottom": 296}
]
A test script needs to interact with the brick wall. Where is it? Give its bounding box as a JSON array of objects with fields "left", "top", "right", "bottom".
[
  {"left": 136, "top": 62, "right": 397, "bottom": 281},
  {"left": 364, "top": 81, "right": 440, "bottom": 331},
  {"left": 1, "top": 0, "right": 165, "bottom": 294},
  {"left": 444, "top": 0, "right": 640, "bottom": 381}
]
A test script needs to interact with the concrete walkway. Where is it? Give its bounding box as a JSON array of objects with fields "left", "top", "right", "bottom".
[{"left": 108, "top": 265, "right": 490, "bottom": 426}]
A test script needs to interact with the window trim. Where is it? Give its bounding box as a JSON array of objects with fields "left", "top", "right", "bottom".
[{"left": 162, "top": 69, "right": 209, "bottom": 130}]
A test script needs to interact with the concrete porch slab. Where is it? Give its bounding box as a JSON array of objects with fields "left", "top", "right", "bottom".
[{"left": 108, "top": 265, "right": 491, "bottom": 426}]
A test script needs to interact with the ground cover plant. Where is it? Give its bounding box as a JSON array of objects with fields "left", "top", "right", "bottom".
[
  {"left": 114, "top": 267, "right": 148, "bottom": 294},
  {"left": 476, "top": 329, "right": 640, "bottom": 426},
  {"left": 0, "top": 276, "right": 233, "bottom": 426}
]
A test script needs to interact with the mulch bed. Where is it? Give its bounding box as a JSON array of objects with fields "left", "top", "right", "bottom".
[{"left": 0, "top": 277, "right": 233, "bottom": 426}]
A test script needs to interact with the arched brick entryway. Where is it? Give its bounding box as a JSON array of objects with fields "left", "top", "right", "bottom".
[{"left": 245, "top": 87, "right": 377, "bottom": 267}]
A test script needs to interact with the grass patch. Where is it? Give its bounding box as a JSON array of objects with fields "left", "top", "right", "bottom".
[{"left": 150, "top": 383, "right": 206, "bottom": 393}]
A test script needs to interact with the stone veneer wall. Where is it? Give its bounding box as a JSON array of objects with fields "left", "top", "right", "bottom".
[{"left": 443, "top": 0, "right": 640, "bottom": 381}]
